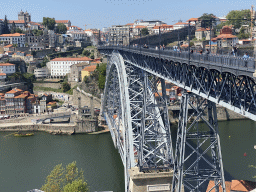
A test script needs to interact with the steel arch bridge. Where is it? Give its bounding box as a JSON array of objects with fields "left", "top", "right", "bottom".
[{"left": 99, "top": 46, "right": 256, "bottom": 192}]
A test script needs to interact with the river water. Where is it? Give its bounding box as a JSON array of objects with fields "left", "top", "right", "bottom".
[{"left": 0, "top": 119, "right": 256, "bottom": 192}]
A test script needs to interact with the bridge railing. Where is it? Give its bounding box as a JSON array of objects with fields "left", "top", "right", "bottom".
[{"left": 99, "top": 46, "right": 256, "bottom": 72}]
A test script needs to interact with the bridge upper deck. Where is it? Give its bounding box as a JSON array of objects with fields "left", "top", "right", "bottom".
[{"left": 99, "top": 46, "right": 256, "bottom": 77}]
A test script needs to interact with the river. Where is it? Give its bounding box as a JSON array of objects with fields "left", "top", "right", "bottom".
[{"left": 0, "top": 119, "right": 256, "bottom": 192}]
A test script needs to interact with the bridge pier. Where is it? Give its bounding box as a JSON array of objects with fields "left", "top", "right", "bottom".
[
  {"left": 128, "top": 167, "right": 177, "bottom": 192},
  {"left": 172, "top": 93, "right": 226, "bottom": 192}
]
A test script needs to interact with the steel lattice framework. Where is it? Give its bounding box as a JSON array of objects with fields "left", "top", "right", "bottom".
[
  {"left": 103, "top": 52, "right": 173, "bottom": 191},
  {"left": 99, "top": 46, "right": 256, "bottom": 192},
  {"left": 172, "top": 93, "right": 225, "bottom": 192}
]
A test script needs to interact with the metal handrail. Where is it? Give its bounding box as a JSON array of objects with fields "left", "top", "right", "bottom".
[{"left": 99, "top": 45, "right": 256, "bottom": 72}]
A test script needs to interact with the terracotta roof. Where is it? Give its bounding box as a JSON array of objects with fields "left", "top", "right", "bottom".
[
  {"left": 113, "top": 114, "right": 117, "bottom": 119},
  {"left": 6, "top": 90, "right": 17, "bottom": 94},
  {"left": 206, "top": 180, "right": 231, "bottom": 192},
  {"left": 0, "top": 73, "right": 6, "bottom": 76},
  {"left": 0, "top": 33, "right": 25, "bottom": 37},
  {"left": 26, "top": 54, "right": 32, "bottom": 56},
  {"left": 4, "top": 44, "right": 13, "bottom": 48},
  {"left": 14, "top": 94, "right": 27, "bottom": 99},
  {"left": 0, "top": 63, "right": 15, "bottom": 66},
  {"left": 55, "top": 20, "right": 70, "bottom": 23},
  {"left": 135, "top": 25, "right": 146, "bottom": 29},
  {"left": 82, "top": 65, "right": 97, "bottom": 72},
  {"left": 174, "top": 22, "right": 188, "bottom": 25},
  {"left": 8, "top": 20, "right": 25, "bottom": 24},
  {"left": 216, "top": 34, "right": 237, "bottom": 39},
  {"left": 187, "top": 18, "right": 199, "bottom": 22},
  {"left": 231, "top": 180, "right": 256, "bottom": 191},
  {"left": 15, "top": 88, "right": 23, "bottom": 92},
  {"left": 153, "top": 25, "right": 173, "bottom": 29},
  {"left": 126, "top": 23, "right": 134, "bottom": 26},
  {"left": 51, "top": 57, "right": 92, "bottom": 61},
  {"left": 196, "top": 27, "right": 211, "bottom": 32}
]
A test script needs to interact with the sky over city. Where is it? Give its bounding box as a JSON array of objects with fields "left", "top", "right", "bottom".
[{"left": 0, "top": 0, "right": 255, "bottom": 30}]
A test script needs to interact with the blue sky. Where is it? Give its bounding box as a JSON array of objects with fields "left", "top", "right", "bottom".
[{"left": 0, "top": 0, "right": 255, "bottom": 30}]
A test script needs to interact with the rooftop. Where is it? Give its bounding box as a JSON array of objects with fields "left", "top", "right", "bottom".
[
  {"left": 82, "top": 65, "right": 97, "bottom": 72},
  {"left": 51, "top": 57, "right": 92, "bottom": 61}
]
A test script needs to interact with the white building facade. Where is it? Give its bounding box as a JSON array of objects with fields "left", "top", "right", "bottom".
[
  {"left": 0, "top": 33, "right": 25, "bottom": 47},
  {"left": 0, "top": 63, "right": 16, "bottom": 74},
  {"left": 34, "top": 68, "right": 49, "bottom": 78},
  {"left": 49, "top": 57, "right": 91, "bottom": 76}
]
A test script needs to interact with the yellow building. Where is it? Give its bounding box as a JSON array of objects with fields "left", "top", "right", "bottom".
[{"left": 81, "top": 65, "right": 97, "bottom": 81}]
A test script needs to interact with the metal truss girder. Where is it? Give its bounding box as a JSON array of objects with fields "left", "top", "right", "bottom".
[
  {"left": 119, "top": 51, "right": 256, "bottom": 121},
  {"left": 172, "top": 93, "right": 225, "bottom": 192}
]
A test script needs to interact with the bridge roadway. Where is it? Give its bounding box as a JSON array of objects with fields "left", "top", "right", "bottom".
[{"left": 99, "top": 46, "right": 256, "bottom": 121}]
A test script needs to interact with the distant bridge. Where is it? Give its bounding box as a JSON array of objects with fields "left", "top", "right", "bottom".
[{"left": 99, "top": 46, "right": 256, "bottom": 192}]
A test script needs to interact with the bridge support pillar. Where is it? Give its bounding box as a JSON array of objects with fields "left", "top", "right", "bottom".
[
  {"left": 172, "top": 93, "right": 226, "bottom": 192},
  {"left": 128, "top": 167, "right": 176, "bottom": 192}
]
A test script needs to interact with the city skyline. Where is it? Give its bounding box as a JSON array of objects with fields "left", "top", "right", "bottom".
[{"left": 0, "top": 0, "right": 255, "bottom": 30}]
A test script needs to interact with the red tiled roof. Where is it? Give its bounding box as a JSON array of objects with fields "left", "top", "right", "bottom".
[
  {"left": 4, "top": 44, "right": 13, "bottom": 48},
  {"left": 51, "top": 57, "right": 92, "bottom": 61},
  {"left": 174, "top": 22, "right": 188, "bottom": 25},
  {"left": 6, "top": 90, "right": 17, "bottom": 94},
  {"left": 126, "top": 23, "right": 134, "bottom": 26},
  {"left": 135, "top": 25, "right": 146, "bottom": 29},
  {"left": 231, "top": 180, "right": 256, "bottom": 191},
  {"left": 196, "top": 27, "right": 211, "bottom": 32},
  {"left": 0, "top": 63, "right": 15, "bottom": 66},
  {"left": 0, "top": 33, "right": 25, "bottom": 37},
  {"left": 0, "top": 73, "right": 6, "bottom": 76},
  {"left": 206, "top": 180, "right": 231, "bottom": 192},
  {"left": 14, "top": 94, "right": 27, "bottom": 99},
  {"left": 216, "top": 34, "right": 237, "bottom": 39},
  {"left": 187, "top": 18, "right": 199, "bottom": 22},
  {"left": 82, "top": 65, "right": 97, "bottom": 72},
  {"left": 55, "top": 20, "right": 70, "bottom": 23},
  {"left": 8, "top": 20, "right": 25, "bottom": 24}
]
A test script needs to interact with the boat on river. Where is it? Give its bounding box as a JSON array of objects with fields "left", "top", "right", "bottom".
[{"left": 13, "top": 132, "right": 34, "bottom": 137}]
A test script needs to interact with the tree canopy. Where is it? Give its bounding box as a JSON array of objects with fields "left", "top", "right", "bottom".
[
  {"left": 56, "top": 23, "right": 67, "bottom": 34},
  {"left": 226, "top": 9, "right": 251, "bottom": 29},
  {"left": 62, "top": 81, "right": 71, "bottom": 92},
  {"left": 141, "top": 28, "right": 149, "bottom": 36},
  {"left": 97, "top": 63, "right": 107, "bottom": 90},
  {"left": 41, "top": 161, "right": 88, "bottom": 192},
  {"left": 199, "top": 13, "right": 216, "bottom": 28},
  {"left": 2, "top": 15, "right": 10, "bottom": 34},
  {"left": 43, "top": 17, "right": 56, "bottom": 30}
]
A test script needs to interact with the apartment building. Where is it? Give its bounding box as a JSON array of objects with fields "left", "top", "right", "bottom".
[
  {"left": 49, "top": 57, "right": 92, "bottom": 77},
  {"left": 0, "top": 63, "right": 16, "bottom": 75},
  {"left": 0, "top": 33, "right": 26, "bottom": 47},
  {"left": 0, "top": 88, "right": 39, "bottom": 115}
]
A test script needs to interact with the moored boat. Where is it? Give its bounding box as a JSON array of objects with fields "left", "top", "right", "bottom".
[{"left": 13, "top": 132, "right": 34, "bottom": 137}]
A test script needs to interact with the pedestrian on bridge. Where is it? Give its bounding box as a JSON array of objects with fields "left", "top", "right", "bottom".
[{"left": 243, "top": 52, "right": 250, "bottom": 67}]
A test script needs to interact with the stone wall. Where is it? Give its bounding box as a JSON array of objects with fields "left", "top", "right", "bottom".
[
  {"left": 33, "top": 82, "right": 62, "bottom": 89},
  {"left": 73, "top": 88, "right": 101, "bottom": 108}
]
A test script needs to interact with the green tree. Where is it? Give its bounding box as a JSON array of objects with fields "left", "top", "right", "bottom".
[
  {"left": 62, "top": 81, "right": 71, "bottom": 92},
  {"left": 56, "top": 23, "right": 67, "bottom": 34},
  {"left": 199, "top": 13, "right": 216, "bottom": 28},
  {"left": 97, "top": 63, "right": 107, "bottom": 89},
  {"left": 43, "top": 17, "right": 56, "bottom": 30},
  {"left": 41, "top": 161, "right": 88, "bottom": 192},
  {"left": 237, "top": 26, "right": 250, "bottom": 39},
  {"left": 226, "top": 9, "right": 251, "bottom": 29},
  {"left": 2, "top": 15, "right": 10, "bottom": 34},
  {"left": 82, "top": 50, "right": 90, "bottom": 57},
  {"left": 63, "top": 179, "right": 88, "bottom": 192},
  {"left": 11, "top": 21, "right": 16, "bottom": 33},
  {"left": 15, "top": 28, "right": 23, "bottom": 33},
  {"left": 141, "top": 28, "right": 149, "bottom": 36}
]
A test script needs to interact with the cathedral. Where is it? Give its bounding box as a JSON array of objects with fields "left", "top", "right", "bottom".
[{"left": 18, "top": 10, "right": 31, "bottom": 23}]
